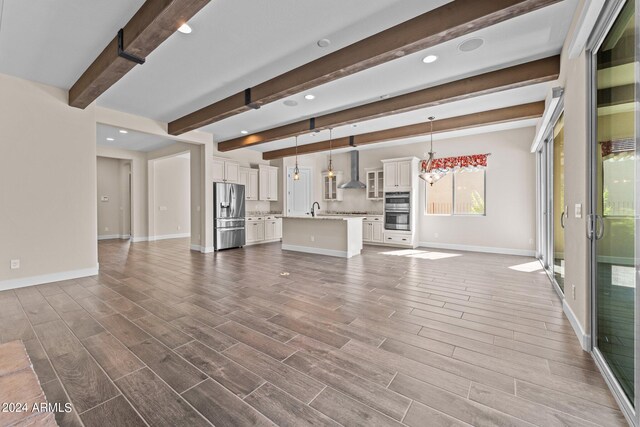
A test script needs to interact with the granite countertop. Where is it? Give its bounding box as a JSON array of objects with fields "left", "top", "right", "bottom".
[
  {"left": 319, "top": 212, "right": 383, "bottom": 217},
  {"left": 284, "top": 215, "right": 364, "bottom": 221}
]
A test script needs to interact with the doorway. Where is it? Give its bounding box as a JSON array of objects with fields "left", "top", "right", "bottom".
[
  {"left": 96, "top": 156, "right": 133, "bottom": 241},
  {"left": 286, "top": 167, "right": 312, "bottom": 216},
  {"left": 590, "top": 0, "right": 637, "bottom": 419}
]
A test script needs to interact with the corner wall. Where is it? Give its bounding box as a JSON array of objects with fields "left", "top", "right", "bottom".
[{"left": 0, "top": 73, "right": 98, "bottom": 288}]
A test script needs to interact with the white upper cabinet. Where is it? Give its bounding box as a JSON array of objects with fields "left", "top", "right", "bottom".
[
  {"left": 365, "top": 168, "right": 383, "bottom": 200},
  {"left": 382, "top": 158, "right": 417, "bottom": 192},
  {"left": 259, "top": 165, "right": 279, "bottom": 201},
  {"left": 239, "top": 167, "right": 259, "bottom": 200},
  {"left": 322, "top": 171, "right": 343, "bottom": 201},
  {"left": 213, "top": 157, "right": 239, "bottom": 183}
]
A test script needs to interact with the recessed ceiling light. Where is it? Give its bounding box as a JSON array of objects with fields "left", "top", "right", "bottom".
[
  {"left": 119, "top": 130, "right": 128, "bottom": 134},
  {"left": 178, "top": 23, "right": 192, "bottom": 34},
  {"left": 351, "top": 124, "right": 358, "bottom": 128},
  {"left": 317, "top": 38, "right": 331, "bottom": 48},
  {"left": 304, "top": 94, "right": 315, "bottom": 100},
  {"left": 422, "top": 54, "right": 438, "bottom": 64},
  {"left": 283, "top": 100, "right": 298, "bottom": 107},
  {"left": 458, "top": 38, "right": 484, "bottom": 52},
  {"left": 240, "top": 130, "right": 248, "bottom": 135},
  {"left": 106, "top": 138, "right": 115, "bottom": 141}
]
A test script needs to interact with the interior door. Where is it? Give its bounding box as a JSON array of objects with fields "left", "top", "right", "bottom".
[
  {"left": 592, "top": 0, "right": 637, "bottom": 411},
  {"left": 287, "top": 167, "right": 311, "bottom": 216}
]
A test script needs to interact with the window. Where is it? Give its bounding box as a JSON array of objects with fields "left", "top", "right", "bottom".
[{"left": 425, "top": 170, "right": 485, "bottom": 215}]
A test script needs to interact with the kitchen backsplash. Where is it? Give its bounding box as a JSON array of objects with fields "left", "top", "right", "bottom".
[{"left": 326, "top": 192, "right": 383, "bottom": 213}]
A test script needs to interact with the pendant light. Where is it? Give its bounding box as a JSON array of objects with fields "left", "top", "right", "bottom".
[
  {"left": 419, "top": 116, "right": 440, "bottom": 186},
  {"left": 293, "top": 135, "right": 300, "bottom": 180},
  {"left": 327, "top": 128, "right": 334, "bottom": 178}
]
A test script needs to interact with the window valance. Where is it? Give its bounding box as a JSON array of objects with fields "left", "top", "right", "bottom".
[{"left": 420, "top": 153, "right": 489, "bottom": 173}]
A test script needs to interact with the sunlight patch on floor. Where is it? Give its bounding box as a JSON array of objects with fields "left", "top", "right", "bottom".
[
  {"left": 379, "top": 249, "right": 462, "bottom": 260},
  {"left": 508, "top": 261, "right": 544, "bottom": 272}
]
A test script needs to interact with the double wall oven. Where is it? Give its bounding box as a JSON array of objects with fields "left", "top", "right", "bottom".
[{"left": 384, "top": 192, "right": 410, "bottom": 231}]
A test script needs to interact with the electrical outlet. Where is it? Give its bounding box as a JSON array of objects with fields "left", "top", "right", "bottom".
[
  {"left": 529, "top": 238, "right": 534, "bottom": 245},
  {"left": 434, "top": 232, "right": 439, "bottom": 238},
  {"left": 10, "top": 259, "right": 20, "bottom": 270},
  {"left": 105, "top": 227, "right": 109, "bottom": 232},
  {"left": 572, "top": 284, "right": 576, "bottom": 300},
  {"left": 177, "top": 225, "right": 181, "bottom": 231},
  {"left": 310, "top": 236, "right": 315, "bottom": 242}
]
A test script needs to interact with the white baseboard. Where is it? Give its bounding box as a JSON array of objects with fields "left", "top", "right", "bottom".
[
  {"left": 189, "top": 244, "right": 214, "bottom": 253},
  {"left": 563, "top": 299, "right": 590, "bottom": 351},
  {"left": 98, "top": 234, "right": 131, "bottom": 241},
  {"left": 148, "top": 233, "right": 190, "bottom": 242},
  {"left": 282, "top": 243, "right": 358, "bottom": 258},
  {"left": 418, "top": 242, "right": 535, "bottom": 257},
  {"left": 131, "top": 236, "right": 149, "bottom": 243},
  {"left": 0, "top": 266, "right": 99, "bottom": 292},
  {"left": 98, "top": 234, "right": 120, "bottom": 241}
]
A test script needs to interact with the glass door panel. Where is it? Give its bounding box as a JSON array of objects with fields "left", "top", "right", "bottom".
[
  {"left": 594, "top": 0, "right": 636, "bottom": 404},
  {"left": 553, "top": 113, "right": 566, "bottom": 291}
]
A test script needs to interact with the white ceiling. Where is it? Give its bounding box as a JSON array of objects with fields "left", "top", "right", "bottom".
[
  {"left": 0, "top": 0, "right": 579, "bottom": 155},
  {"left": 97, "top": 124, "right": 177, "bottom": 152}
]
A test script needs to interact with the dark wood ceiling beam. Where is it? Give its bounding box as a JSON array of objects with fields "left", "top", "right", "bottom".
[
  {"left": 220, "top": 55, "right": 559, "bottom": 152},
  {"left": 69, "top": 0, "right": 210, "bottom": 109},
  {"left": 168, "top": 0, "right": 562, "bottom": 135},
  {"left": 262, "top": 102, "right": 545, "bottom": 160}
]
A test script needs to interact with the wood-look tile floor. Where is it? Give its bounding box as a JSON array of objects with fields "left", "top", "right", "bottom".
[{"left": 0, "top": 239, "right": 628, "bottom": 427}]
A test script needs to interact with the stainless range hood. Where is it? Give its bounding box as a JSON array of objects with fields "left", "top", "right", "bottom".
[{"left": 339, "top": 151, "right": 366, "bottom": 189}]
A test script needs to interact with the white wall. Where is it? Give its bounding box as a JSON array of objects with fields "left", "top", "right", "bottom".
[
  {"left": 0, "top": 73, "right": 98, "bottom": 287},
  {"left": 152, "top": 155, "right": 191, "bottom": 238},
  {"left": 289, "top": 126, "right": 537, "bottom": 254}
]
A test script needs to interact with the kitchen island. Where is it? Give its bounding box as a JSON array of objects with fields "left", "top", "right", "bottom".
[{"left": 281, "top": 216, "right": 363, "bottom": 258}]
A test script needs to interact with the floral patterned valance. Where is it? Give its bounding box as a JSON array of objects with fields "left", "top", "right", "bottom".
[{"left": 420, "top": 153, "right": 489, "bottom": 173}]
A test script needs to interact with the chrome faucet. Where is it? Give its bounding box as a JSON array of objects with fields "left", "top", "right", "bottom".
[{"left": 311, "top": 202, "right": 320, "bottom": 217}]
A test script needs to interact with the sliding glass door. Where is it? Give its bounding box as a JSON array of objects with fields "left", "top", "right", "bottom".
[
  {"left": 536, "top": 110, "right": 565, "bottom": 296},
  {"left": 591, "top": 0, "right": 637, "bottom": 419},
  {"left": 552, "top": 113, "right": 566, "bottom": 292}
]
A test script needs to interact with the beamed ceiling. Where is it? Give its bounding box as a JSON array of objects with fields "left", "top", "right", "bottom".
[{"left": 0, "top": 0, "right": 579, "bottom": 155}]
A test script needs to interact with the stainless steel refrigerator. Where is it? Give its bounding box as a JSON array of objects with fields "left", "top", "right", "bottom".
[{"left": 214, "top": 183, "right": 246, "bottom": 250}]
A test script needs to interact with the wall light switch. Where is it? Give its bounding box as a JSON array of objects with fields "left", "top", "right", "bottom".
[
  {"left": 101, "top": 196, "right": 109, "bottom": 202},
  {"left": 10, "top": 259, "right": 20, "bottom": 269},
  {"left": 574, "top": 204, "right": 582, "bottom": 218},
  {"left": 159, "top": 206, "right": 168, "bottom": 211}
]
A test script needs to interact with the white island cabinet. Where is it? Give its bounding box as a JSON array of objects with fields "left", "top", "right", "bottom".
[{"left": 281, "top": 216, "right": 363, "bottom": 258}]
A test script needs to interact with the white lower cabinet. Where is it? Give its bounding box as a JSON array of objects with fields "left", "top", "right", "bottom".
[
  {"left": 362, "top": 216, "right": 384, "bottom": 244},
  {"left": 246, "top": 219, "right": 264, "bottom": 243},
  {"left": 246, "top": 216, "right": 282, "bottom": 245},
  {"left": 384, "top": 231, "right": 413, "bottom": 246}
]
